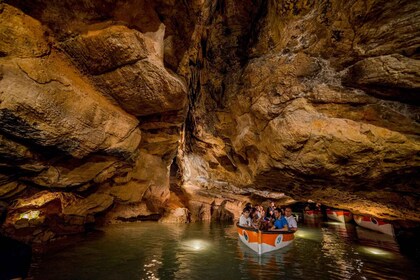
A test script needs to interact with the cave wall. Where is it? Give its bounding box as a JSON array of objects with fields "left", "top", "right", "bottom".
[
  {"left": 0, "top": 0, "right": 419, "bottom": 242},
  {"left": 182, "top": 0, "right": 420, "bottom": 222},
  {"left": 0, "top": 0, "right": 196, "bottom": 242}
]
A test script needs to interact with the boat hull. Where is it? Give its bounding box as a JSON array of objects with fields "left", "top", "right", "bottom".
[
  {"left": 354, "top": 215, "right": 395, "bottom": 236},
  {"left": 303, "top": 210, "right": 323, "bottom": 220},
  {"left": 327, "top": 209, "right": 353, "bottom": 223},
  {"left": 237, "top": 224, "right": 294, "bottom": 255}
]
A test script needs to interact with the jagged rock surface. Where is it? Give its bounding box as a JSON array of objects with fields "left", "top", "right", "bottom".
[
  {"left": 0, "top": 0, "right": 419, "bottom": 242},
  {"left": 182, "top": 0, "right": 420, "bottom": 223}
]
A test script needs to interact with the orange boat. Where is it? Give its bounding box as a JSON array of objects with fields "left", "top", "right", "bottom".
[
  {"left": 354, "top": 215, "right": 395, "bottom": 236},
  {"left": 304, "top": 210, "right": 323, "bottom": 220},
  {"left": 236, "top": 223, "right": 294, "bottom": 255},
  {"left": 326, "top": 209, "right": 353, "bottom": 223}
]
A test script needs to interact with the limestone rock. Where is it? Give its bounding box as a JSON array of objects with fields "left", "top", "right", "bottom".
[
  {"left": 181, "top": 0, "right": 420, "bottom": 222},
  {"left": 105, "top": 150, "right": 170, "bottom": 203},
  {"left": 62, "top": 25, "right": 188, "bottom": 116},
  {"left": 160, "top": 208, "right": 190, "bottom": 223},
  {"left": 94, "top": 58, "right": 187, "bottom": 116},
  {"left": 62, "top": 25, "right": 157, "bottom": 75},
  {"left": 0, "top": 181, "right": 26, "bottom": 199},
  {"left": 63, "top": 193, "right": 114, "bottom": 217},
  {"left": 0, "top": 0, "right": 419, "bottom": 231},
  {"left": 109, "top": 180, "right": 150, "bottom": 204},
  {"left": 0, "top": 134, "right": 47, "bottom": 178},
  {"left": 2, "top": 191, "right": 77, "bottom": 242},
  {"left": 0, "top": 57, "right": 141, "bottom": 158},
  {"left": 1, "top": 191, "right": 114, "bottom": 242},
  {"left": 104, "top": 202, "right": 157, "bottom": 223},
  {"left": 343, "top": 54, "right": 420, "bottom": 103},
  {"left": 28, "top": 156, "right": 118, "bottom": 188},
  {"left": 0, "top": 4, "right": 50, "bottom": 57}
]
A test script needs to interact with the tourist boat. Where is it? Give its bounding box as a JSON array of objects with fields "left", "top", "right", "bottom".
[
  {"left": 303, "top": 210, "right": 323, "bottom": 220},
  {"left": 356, "top": 226, "right": 399, "bottom": 252},
  {"left": 326, "top": 209, "right": 353, "bottom": 223},
  {"left": 354, "top": 215, "right": 395, "bottom": 236},
  {"left": 236, "top": 223, "right": 294, "bottom": 255}
]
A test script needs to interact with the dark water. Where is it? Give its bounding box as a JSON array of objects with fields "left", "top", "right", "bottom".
[{"left": 32, "top": 221, "right": 419, "bottom": 280}]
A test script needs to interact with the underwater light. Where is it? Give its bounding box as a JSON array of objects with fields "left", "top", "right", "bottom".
[
  {"left": 360, "top": 246, "right": 392, "bottom": 257},
  {"left": 324, "top": 221, "right": 342, "bottom": 226},
  {"left": 295, "top": 231, "right": 306, "bottom": 238},
  {"left": 183, "top": 239, "right": 210, "bottom": 251}
]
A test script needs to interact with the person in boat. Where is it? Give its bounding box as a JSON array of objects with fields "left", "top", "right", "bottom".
[
  {"left": 259, "top": 206, "right": 266, "bottom": 219},
  {"left": 284, "top": 207, "right": 297, "bottom": 231},
  {"left": 254, "top": 205, "right": 263, "bottom": 219},
  {"left": 239, "top": 208, "right": 252, "bottom": 227},
  {"left": 266, "top": 201, "right": 276, "bottom": 219},
  {"left": 270, "top": 208, "right": 289, "bottom": 231},
  {"left": 252, "top": 212, "right": 261, "bottom": 229},
  {"left": 245, "top": 202, "right": 252, "bottom": 210}
]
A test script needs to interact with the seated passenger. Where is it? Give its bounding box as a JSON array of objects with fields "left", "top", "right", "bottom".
[
  {"left": 252, "top": 214, "right": 261, "bottom": 229},
  {"left": 284, "top": 207, "right": 297, "bottom": 231},
  {"left": 239, "top": 208, "right": 252, "bottom": 227},
  {"left": 254, "top": 205, "right": 262, "bottom": 219},
  {"left": 266, "top": 201, "right": 276, "bottom": 219},
  {"left": 270, "top": 209, "right": 289, "bottom": 231}
]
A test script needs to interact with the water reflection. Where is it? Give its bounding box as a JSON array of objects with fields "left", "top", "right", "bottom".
[
  {"left": 356, "top": 226, "right": 400, "bottom": 253},
  {"left": 236, "top": 241, "right": 295, "bottom": 278},
  {"left": 32, "top": 222, "right": 419, "bottom": 280},
  {"left": 303, "top": 216, "right": 323, "bottom": 228},
  {"left": 294, "top": 227, "right": 322, "bottom": 241},
  {"left": 320, "top": 222, "right": 363, "bottom": 279}
]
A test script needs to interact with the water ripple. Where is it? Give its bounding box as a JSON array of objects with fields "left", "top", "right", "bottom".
[{"left": 31, "top": 222, "right": 419, "bottom": 280}]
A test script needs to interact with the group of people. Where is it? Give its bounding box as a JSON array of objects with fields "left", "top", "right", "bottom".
[{"left": 238, "top": 201, "right": 297, "bottom": 231}]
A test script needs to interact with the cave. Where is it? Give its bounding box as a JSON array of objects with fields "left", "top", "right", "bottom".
[{"left": 0, "top": 0, "right": 419, "bottom": 279}]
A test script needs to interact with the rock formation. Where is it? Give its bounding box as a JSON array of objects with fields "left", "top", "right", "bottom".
[{"left": 0, "top": 0, "right": 418, "bottom": 242}]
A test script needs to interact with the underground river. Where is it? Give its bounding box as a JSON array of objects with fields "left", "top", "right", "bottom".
[{"left": 31, "top": 221, "right": 419, "bottom": 280}]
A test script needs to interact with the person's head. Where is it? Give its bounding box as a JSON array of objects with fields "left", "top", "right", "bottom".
[
  {"left": 274, "top": 208, "right": 281, "bottom": 219},
  {"left": 285, "top": 207, "right": 293, "bottom": 217},
  {"left": 270, "top": 201, "right": 275, "bottom": 207},
  {"left": 242, "top": 208, "right": 250, "bottom": 218}
]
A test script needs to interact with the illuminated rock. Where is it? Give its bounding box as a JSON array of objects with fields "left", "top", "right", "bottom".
[
  {"left": 1, "top": 191, "right": 113, "bottom": 242},
  {"left": 0, "top": 0, "right": 419, "bottom": 242}
]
